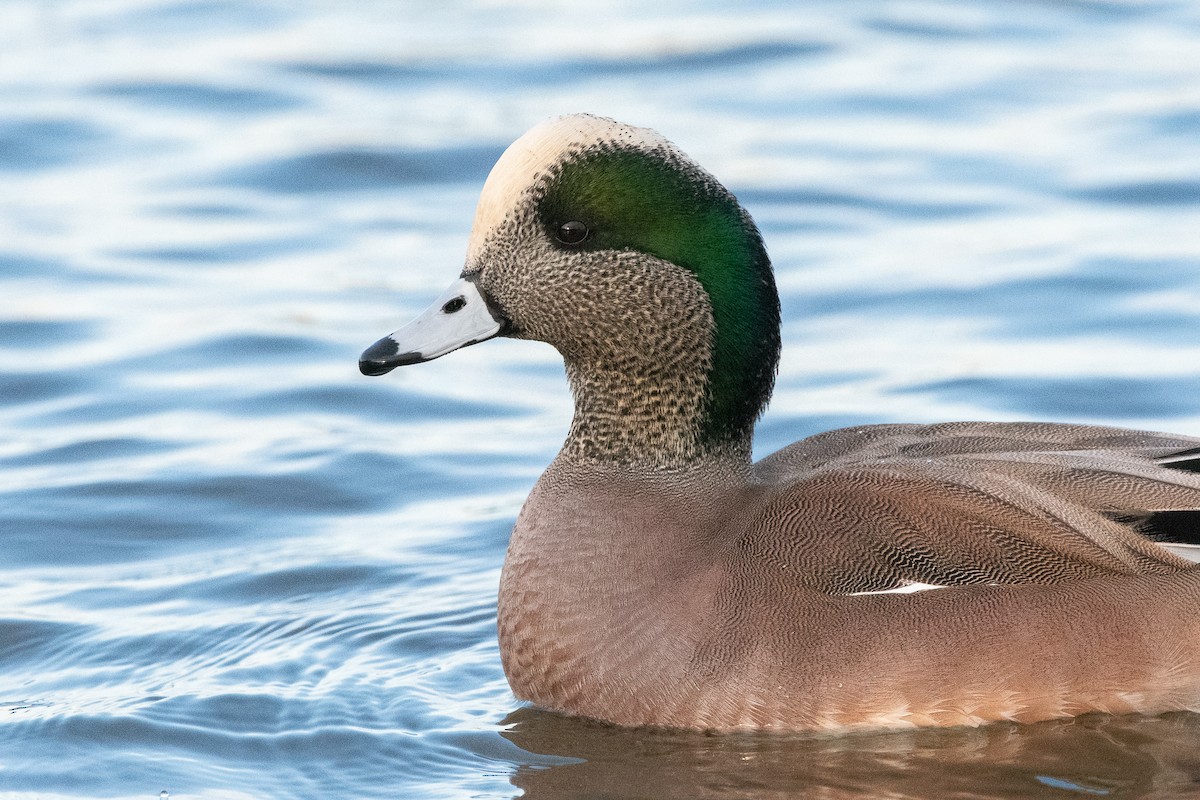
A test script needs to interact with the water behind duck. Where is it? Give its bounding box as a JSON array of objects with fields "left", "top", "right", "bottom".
[{"left": 3, "top": 1, "right": 1200, "bottom": 797}]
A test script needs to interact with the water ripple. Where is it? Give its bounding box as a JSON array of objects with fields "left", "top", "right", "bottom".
[
  {"left": 4, "top": 0, "right": 1200, "bottom": 798},
  {"left": 93, "top": 81, "right": 301, "bottom": 114},
  {"left": 226, "top": 146, "right": 507, "bottom": 193},
  {"left": 0, "top": 119, "right": 109, "bottom": 171},
  {"left": 1073, "top": 180, "right": 1200, "bottom": 206}
]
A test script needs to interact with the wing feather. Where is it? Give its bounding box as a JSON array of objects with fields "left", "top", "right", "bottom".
[{"left": 747, "top": 422, "right": 1200, "bottom": 594}]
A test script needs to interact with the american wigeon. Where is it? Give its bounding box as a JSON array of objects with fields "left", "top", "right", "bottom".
[{"left": 360, "top": 114, "right": 1200, "bottom": 732}]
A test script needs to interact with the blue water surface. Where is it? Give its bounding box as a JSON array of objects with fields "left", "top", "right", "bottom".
[{"left": 3, "top": 1, "right": 1200, "bottom": 798}]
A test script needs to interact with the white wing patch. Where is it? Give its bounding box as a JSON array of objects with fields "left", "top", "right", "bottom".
[
  {"left": 847, "top": 581, "right": 948, "bottom": 597},
  {"left": 1162, "top": 543, "right": 1200, "bottom": 563}
]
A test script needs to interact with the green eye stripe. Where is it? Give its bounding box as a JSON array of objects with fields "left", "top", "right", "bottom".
[{"left": 539, "top": 146, "right": 780, "bottom": 442}]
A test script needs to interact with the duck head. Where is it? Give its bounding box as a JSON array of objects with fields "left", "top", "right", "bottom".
[{"left": 361, "top": 114, "right": 780, "bottom": 465}]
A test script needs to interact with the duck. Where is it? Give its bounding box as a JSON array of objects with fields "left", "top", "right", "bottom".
[{"left": 360, "top": 113, "right": 1200, "bottom": 732}]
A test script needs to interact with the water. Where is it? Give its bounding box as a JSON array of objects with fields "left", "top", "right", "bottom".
[{"left": 3, "top": 0, "right": 1200, "bottom": 797}]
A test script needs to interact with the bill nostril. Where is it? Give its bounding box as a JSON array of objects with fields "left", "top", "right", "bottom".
[{"left": 442, "top": 296, "right": 467, "bottom": 314}]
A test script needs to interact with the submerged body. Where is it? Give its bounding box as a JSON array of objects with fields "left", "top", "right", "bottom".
[{"left": 361, "top": 114, "right": 1200, "bottom": 732}]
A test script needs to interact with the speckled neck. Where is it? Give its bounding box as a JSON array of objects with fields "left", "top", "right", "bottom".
[
  {"left": 542, "top": 252, "right": 756, "bottom": 469},
  {"left": 559, "top": 359, "right": 754, "bottom": 468}
]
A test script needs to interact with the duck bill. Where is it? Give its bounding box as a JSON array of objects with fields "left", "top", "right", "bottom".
[{"left": 359, "top": 276, "right": 505, "bottom": 376}]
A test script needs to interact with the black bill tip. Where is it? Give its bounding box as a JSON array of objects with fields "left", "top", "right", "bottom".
[{"left": 359, "top": 336, "right": 424, "bottom": 376}]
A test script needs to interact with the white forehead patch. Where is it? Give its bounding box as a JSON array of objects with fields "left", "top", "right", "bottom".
[{"left": 465, "top": 114, "right": 673, "bottom": 264}]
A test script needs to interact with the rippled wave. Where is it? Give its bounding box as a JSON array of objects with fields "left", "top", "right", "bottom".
[{"left": 3, "top": 0, "right": 1200, "bottom": 797}]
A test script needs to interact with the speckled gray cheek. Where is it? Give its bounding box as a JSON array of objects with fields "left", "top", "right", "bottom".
[
  {"left": 469, "top": 214, "right": 545, "bottom": 340},
  {"left": 469, "top": 208, "right": 732, "bottom": 464}
]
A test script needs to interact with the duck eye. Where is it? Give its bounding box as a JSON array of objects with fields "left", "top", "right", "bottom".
[{"left": 555, "top": 220, "right": 589, "bottom": 246}]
